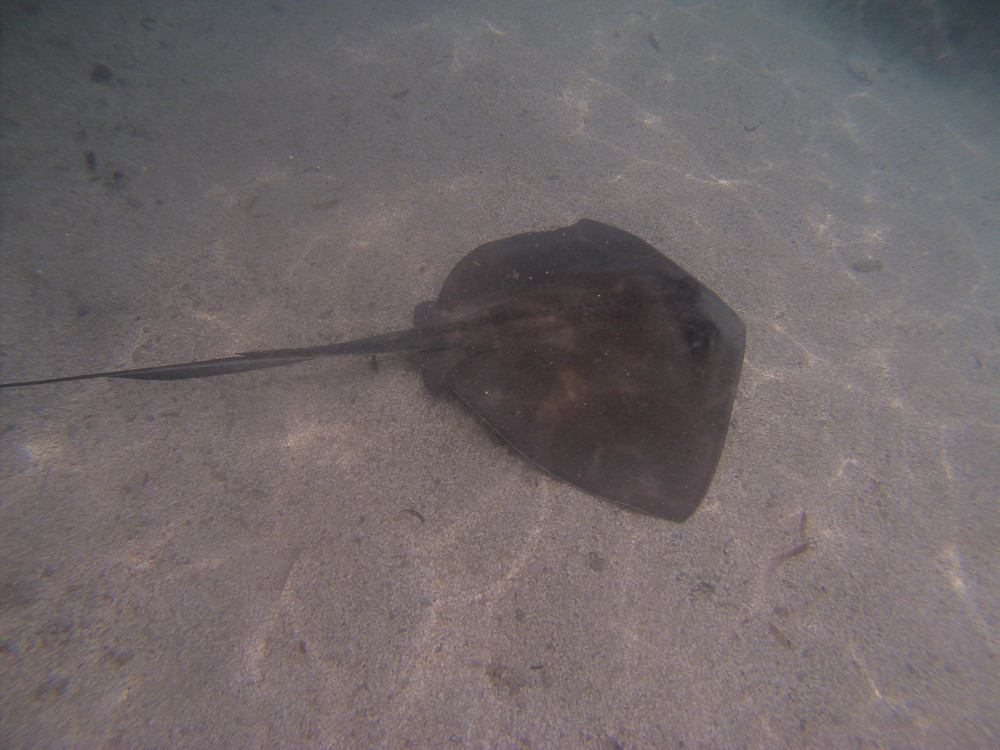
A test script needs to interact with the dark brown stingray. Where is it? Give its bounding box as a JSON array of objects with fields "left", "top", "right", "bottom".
[{"left": 0, "top": 220, "right": 745, "bottom": 521}]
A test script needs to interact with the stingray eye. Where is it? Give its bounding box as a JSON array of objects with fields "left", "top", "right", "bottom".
[{"left": 684, "top": 318, "right": 717, "bottom": 351}]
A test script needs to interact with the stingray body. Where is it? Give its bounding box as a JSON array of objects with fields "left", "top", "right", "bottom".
[{"left": 1, "top": 220, "right": 745, "bottom": 521}]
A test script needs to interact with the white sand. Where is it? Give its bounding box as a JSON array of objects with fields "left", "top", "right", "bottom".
[{"left": 1, "top": 1, "right": 998, "bottom": 747}]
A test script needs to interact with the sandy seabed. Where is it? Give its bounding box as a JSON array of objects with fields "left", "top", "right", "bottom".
[{"left": 1, "top": 1, "right": 998, "bottom": 747}]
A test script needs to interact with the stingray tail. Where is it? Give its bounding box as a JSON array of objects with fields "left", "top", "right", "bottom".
[{"left": 0, "top": 325, "right": 452, "bottom": 388}]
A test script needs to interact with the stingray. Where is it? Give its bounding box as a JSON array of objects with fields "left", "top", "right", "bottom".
[{"left": 0, "top": 220, "right": 745, "bottom": 521}]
